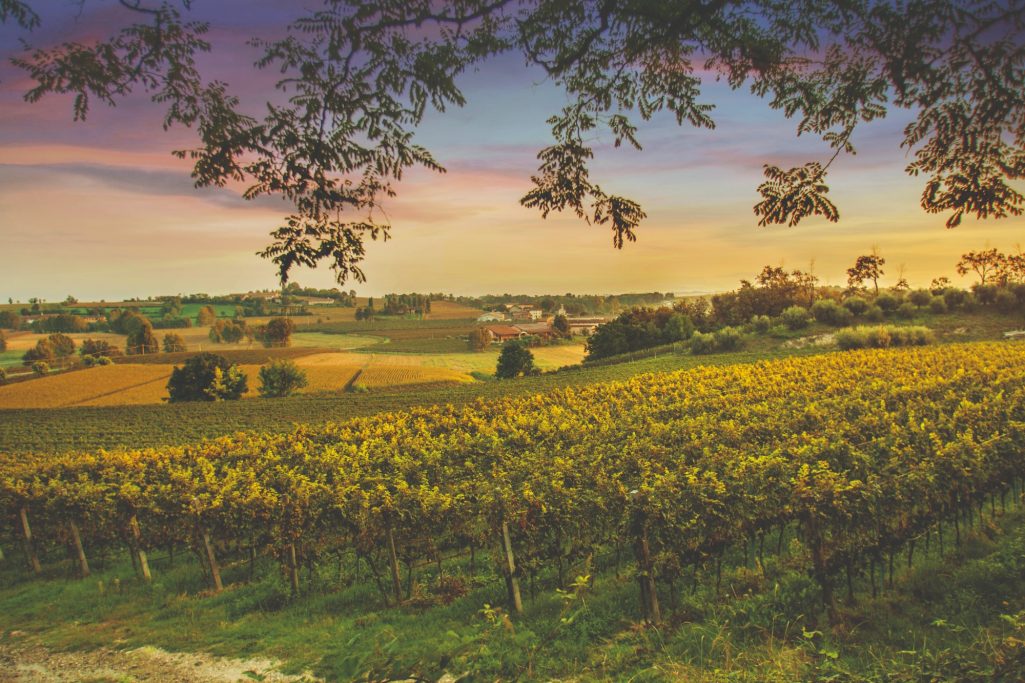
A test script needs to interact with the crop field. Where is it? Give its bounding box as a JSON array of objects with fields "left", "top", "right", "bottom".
[
  {"left": 0, "top": 356, "right": 465, "bottom": 409},
  {"left": 113, "top": 346, "right": 324, "bottom": 366},
  {"left": 352, "top": 365, "right": 471, "bottom": 389},
  {"left": 289, "top": 332, "right": 383, "bottom": 350},
  {"left": 0, "top": 365, "right": 173, "bottom": 408},
  {"left": 2, "top": 331, "right": 126, "bottom": 353}
]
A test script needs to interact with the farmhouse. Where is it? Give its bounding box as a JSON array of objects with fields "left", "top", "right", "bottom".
[
  {"left": 477, "top": 312, "right": 506, "bottom": 322},
  {"left": 514, "top": 322, "right": 556, "bottom": 340},
  {"left": 484, "top": 325, "right": 525, "bottom": 343},
  {"left": 566, "top": 317, "right": 607, "bottom": 336},
  {"left": 508, "top": 304, "right": 543, "bottom": 321}
]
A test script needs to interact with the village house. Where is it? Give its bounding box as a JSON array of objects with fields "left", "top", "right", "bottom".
[
  {"left": 508, "top": 304, "right": 543, "bottom": 321},
  {"left": 477, "top": 311, "right": 506, "bottom": 322},
  {"left": 484, "top": 324, "right": 525, "bottom": 343},
  {"left": 513, "top": 321, "right": 556, "bottom": 341},
  {"left": 566, "top": 317, "right": 607, "bottom": 336}
]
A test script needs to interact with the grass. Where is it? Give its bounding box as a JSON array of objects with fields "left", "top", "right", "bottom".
[{"left": 2, "top": 496, "right": 1022, "bottom": 680}]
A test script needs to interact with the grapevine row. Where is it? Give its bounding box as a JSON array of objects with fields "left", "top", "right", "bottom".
[{"left": 3, "top": 343, "right": 1024, "bottom": 621}]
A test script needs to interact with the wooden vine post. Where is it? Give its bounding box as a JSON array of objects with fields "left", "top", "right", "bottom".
[
  {"left": 201, "top": 529, "right": 223, "bottom": 592},
  {"left": 630, "top": 502, "right": 661, "bottom": 625},
  {"left": 500, "top": 514, "right": 523, "bottom": 615},
  {"left": 288, "top": 543, "right": 300, "bottom": 596},
  {"left": 69, "top": 520, "right": 90, "bottom": 578},
  {"left": 19, "top": 507, "right": 41, "bottom": 574},
  {"left": 129, "top": 514, "right": 151, "bottom": 582},
  {"left": 386, "top": 523, "right": 403, "bottom": 606}
]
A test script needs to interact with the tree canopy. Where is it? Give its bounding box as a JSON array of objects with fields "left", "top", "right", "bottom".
[{"left": 5, "top": 1, "right": 1024, "bottom": 284}]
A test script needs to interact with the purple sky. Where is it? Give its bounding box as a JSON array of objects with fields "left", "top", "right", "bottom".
[{"left": 2, "top": 2, "right": 1023, "bottom": 301}]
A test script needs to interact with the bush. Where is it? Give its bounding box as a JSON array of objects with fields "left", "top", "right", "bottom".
[
  {"left": 258, "top": 359, "right": 309, "bottom": 398},
  {"left": 96, "top": 355, "right": 113, "bottom": 366},
  {"left": 780, "top": 306, "right": 810, "bottom": 330},
  {"left": 162, "top": 333, "right": 188, "bottom": 353},
  {"left": 973, "top": 284, "right": 998, "bottom": 305},
  {"left": 167, "top": 352, "right": 248, "bottom": 402},
  {"left": 928, "top": 296, "right": 948, "bottom": 314},
  {"left": 943, "top": 287, "right": 968, "bottom": 309},
  {"left": 0, "top": 330, "right": 5, "bottom": 353},
  {"left": 836, "top": 325, "right": 934, "bottom": 350},
  {"left": 689, "top": 332, "right": 716, "bottom": 355},
  {"left": 896, "top": 302, "right": 917, "bottom": 319},
  {"left": 0, "top": 367, "right": 6, "bottom": 384},
  {"left": 31, "top": 360, "right": 49, "bottom": 376},
  {"left": 995, "top": 288, "right": 1019, "bottom": 314},
  {"left": 714, "top": 326, "right": 744, "bottom": 351},
  {"left": 874, "top": 291, "right": 900, "bottom": 312},
  {"left": 811, "top": 299, "right": 853, "bottom": 326},
  {"left": 865, "top": 305, "right": 885, "bottom": 322},
  {"left": 908, "top": 289, "right": 933, "bottom": 307},
  {"left": 750, "top": 315, "right": 772, "bottom": 333},
  {"left": 842, "top": 296, "right": 869, "bottom": 316},
  {"left": 80, "top": 338, "right": 121, "bottom": 358}
]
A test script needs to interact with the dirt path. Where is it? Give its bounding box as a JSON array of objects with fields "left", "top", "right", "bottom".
[{"left": 0, "top": 637, "right": 320, "bottom": 682}]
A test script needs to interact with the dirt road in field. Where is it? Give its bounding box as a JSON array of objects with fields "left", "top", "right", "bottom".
[{"left": 0, "top": 639, "right": 320, "bottom": 682}]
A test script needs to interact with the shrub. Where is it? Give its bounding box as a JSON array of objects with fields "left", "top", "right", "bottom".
[
  {"left": 842, "top": 296, "right": 869, "bottom": 316},
  {"left": 874, "top": 291, "right": 900, "bottom": 312},
  {"left": 0, "top": 367, "right": 6, "bottom": 384},
  {"left": 750, "top": 315, "right": 772, "bottom": 333},
  {"left": 1012, "top": 283, "right": 1025, "bottom": 307},
  {"left": 811, "top": 299, "right": 853, "bottom": 326},
  {"left": 80, "top": 338, "right": 121, "bottom": 358},
  {"left": 896, "top": 302, "right": 917, "bottom": 320},
  {"left": 928, "top": 297, "right": 948, "bottom": 314},
  {"left": 162, "top": 333, "right": 188, "bottom": 353},
  {"left": 258, "top": 359, "right": 309, "bottom": 398},
  {"left": 31, "top": 360, "right": 49, "bottom": 376},
  {"left": 995, "top": 289, "right": 1019, "bottom": 314},
  {"left": 973, "top": 283, "right": 998, "bottom": 305},
  {"left": 713, "top": 326, "right": 744, "bottom": 351},
  {"left": 780, "top": 306, "right": 810, "bottom": 330},
  {"left": 865, "top": 305, "right": 885, "bottom": 322},
  {"left": 689, "top": 332, "right": 716, "bottom": 354},
  {"left": 167, "top": 352, "right": 247, "bottom": 402},
  {"left": 836, "top": 325, "right": 934, "bottom": 350},
  {"left": 0, "top": 330, "right": 5, "bottom": 353},
  {"left": 908, "top": 289, "right": 933, "bottom": 307},
  {"left": 943, "top": 287, "right": 968, "bottom": 309},
  {"left": 96, "top": 355, "right": 113, "bottom": 366},
  {"left": 81, "top": 355, "right": 96, "bottom": 368}
]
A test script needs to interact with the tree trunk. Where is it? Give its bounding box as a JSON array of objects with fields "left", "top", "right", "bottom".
[
  {"left": 19, "top": 507, "right": 41, "bottom": 574},
  {"left": 202, "top": 530, "right": 223, "bottom": 592},
  {"left": 69, "top": 521, "right": 90, "bottom": 578},
  {"left": 501, "top": 519, "right": 523, "bottom": 614},
  {"left": 129, "top": 515, "right": 151, "bottom": 582}
]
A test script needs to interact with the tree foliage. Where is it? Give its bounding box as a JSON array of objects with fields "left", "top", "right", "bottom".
[
  {"left": 847, "top": 253, "right": 886, "bottom": 293},
  {"left": 167, "top": 352, "right": 248, "bottom": 402},
  {"left": 6, "top": 1, "right": 1024, "bottom": 284},
  {"left": 495, "top": 340, "right": 536, "bottom": 378},
  {"left": 257, "top": 359, "right": 309, "bottom": 398}
]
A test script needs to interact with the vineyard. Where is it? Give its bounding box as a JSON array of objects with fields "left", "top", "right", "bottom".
[{"left": 3, "top": 343, "right": 1024, "bottom": 646}]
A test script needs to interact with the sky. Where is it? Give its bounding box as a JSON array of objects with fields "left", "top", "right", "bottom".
[{"left": 1, "top": 2, "right": 1023, "bottom": 302}]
